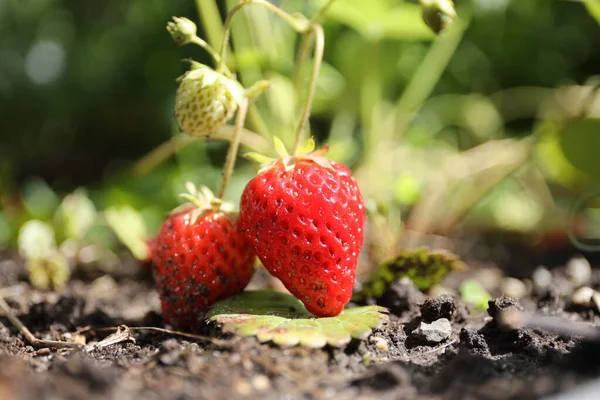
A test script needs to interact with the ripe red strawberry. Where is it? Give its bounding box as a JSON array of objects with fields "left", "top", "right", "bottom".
[
  {"left": 153, "top": 186, "right": 255, "bottom": 330},
  {"left": 239, "top": 145, "right": 365, "bottom": 317}
]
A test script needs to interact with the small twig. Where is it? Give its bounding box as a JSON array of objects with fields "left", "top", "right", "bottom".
[
  {"left": 84, "top": 326, "right": 229, "bottom": 346},
  {"left": 0, "top": 295, "right": 82, "bottom": 349},
  {"left": 408, "top": 340, "right": 457, "bottom": 360},
  {"left": 85, "top": 325, "right": 136, "bottom": 352}
]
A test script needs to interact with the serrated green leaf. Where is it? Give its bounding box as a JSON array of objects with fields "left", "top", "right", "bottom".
[
  {"left": 104, "top": 206, "right": 149, "bottom": 260},
  {"left": 207, "top": 290, "right": 388, "bottom": 348},
  {"left": 353, "top": 248, "right": 465, "bottom": 303},
  {"left": 460, "top": 279, "right": 491, "bottom": 310}
]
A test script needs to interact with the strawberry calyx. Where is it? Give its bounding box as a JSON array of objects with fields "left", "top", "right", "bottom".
[
  {"left": 245, "top": 137, "right": 335, "bottom": 174},
  {"left": 174, "top": 182, "right": 236, "bottom": 223}
]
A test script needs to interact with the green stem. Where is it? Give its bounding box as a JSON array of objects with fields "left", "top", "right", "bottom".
[
  {"left": 313, "top": 0, "right": 338, "bottom": 23},
  {"left": 189, "top": 36, "right": 224, "bottom": 66},
  {"left": 217, "top": 0, "right": 310, "bottom": 74},
  {"left": 133, "top": 127, "right": 270, "bottom": 177},
  {"left": 292, "top": 24, "right": 324, "bottom": 154},
  {"left": 218, "top": 97, "right": 250, "bottom": 199},
  {"left": 195, "top": 0, "right": 225, "bottom": 51}
]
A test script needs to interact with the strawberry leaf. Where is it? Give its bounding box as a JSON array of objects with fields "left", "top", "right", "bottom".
[
  {"left": 104, "top": 206, "right": 149, "bottom": 260},
  {"left": 207, "top": 290, "right": 388, "bottom": 348},
  {"left": 353, "top": 248, "right": 465, "bottom": 303}
]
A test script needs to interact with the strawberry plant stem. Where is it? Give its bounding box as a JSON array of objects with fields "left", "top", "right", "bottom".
[
  {"left": 132, "top": 127, "right": 270, "bottom": 177},
  {"left": 189, "top": 36, "right": 224, "bottom": 68},
  {"left": 218, "top": 97, "right": 250, "bottom": 199},
  {"left": 217, "top": 0, "right": 309, "bottom": 75},
  {"left": 292, "top": 24, "right": 324, "bottom": 154}
]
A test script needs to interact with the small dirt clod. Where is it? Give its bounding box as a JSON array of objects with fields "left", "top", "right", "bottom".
[
  {"left": 459, "top": 328, "right": 490, "bottom": 355},
  {"left": 420, "top": 295, "right": 456, "bottom": 322},
  {"left": 378, "top": 278, "right": 425, "bottom": 316},
  {"left": 487, "top": 296, "right": 524, "bottom": 322}
]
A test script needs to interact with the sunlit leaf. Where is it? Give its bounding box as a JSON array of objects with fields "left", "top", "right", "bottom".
[
  {"left": 22, "top": 178, "right": 60, "bottom": 220},
  {"left": 536, "top": 120, "right": 593, "bottom": 190},
  {"left": 583, "top": 0, "right": 600, "bottom": 25},
  {"left": 105, "top": 205, "right": 149, "bottom": 260},
  {"left": 321, "top": 0, "right": 434, "bottom": 41},
  {"left": 460, "top": 279, "right": 491, "bottom": 310},
  {"left": 18, "top": 220, "right": 56, "bottom": 260},
  {"left": 56, "top": 189, "right": 97, "bottom": 241},
  {"left": 207, "top": 290, "right": 389, "bottom": 348},
  {"left": 353, "top": 248, "right": 465, "bottom": 303},
  {"left": 558, "top": 118, "right": 600, "bottom": 179},
  {"left": 27, "top": 252, "right": 71, "bottom": 290}
]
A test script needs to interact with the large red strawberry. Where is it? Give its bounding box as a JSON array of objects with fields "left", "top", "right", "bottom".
[
  {"left": 239, "top": 140, "right": 365, "bottom": 317},
  {"left": 153, "top": 185, "right": 255, "bottom": 330}
]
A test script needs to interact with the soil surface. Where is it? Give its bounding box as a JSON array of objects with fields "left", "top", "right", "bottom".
[{"left": 1, "top": 247, "right": 600, "bottom": 400}]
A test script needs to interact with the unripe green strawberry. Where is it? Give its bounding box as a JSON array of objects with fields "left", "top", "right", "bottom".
[{"left": 174, "top": 65, "right": 245, "bottom": 137}]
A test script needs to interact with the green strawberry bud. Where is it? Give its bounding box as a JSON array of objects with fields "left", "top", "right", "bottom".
[
  {"left": 167, "top": 17, "right": 198, "bottom": 46},
  {"left": 174, "top": 64, "right": 245, "bottom": 137},
  {"left": 420, "top": 0, "right": 457, "bottom": 34}
]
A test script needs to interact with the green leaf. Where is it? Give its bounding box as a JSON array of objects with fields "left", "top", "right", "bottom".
[
  {"left": 22, "top": 178, "right": 60, "bottom": 220},
  {"left": 353, "top": 248, "right": 465, "bottom": 303},
  {"left": 27, "top": 252, "right": 71, "bottom": 290},
  {"left": 104, "top": 205, "right": 149, "bottom": 260},
  {"left": 558, "top": 118, "right": 600, "bottom": 179},
  {"left": 459, "top": 279, "right": 491, "bottom": 310},
  {"left": 207, "top": 290, "right": 389, "bottom": 348},
  {"left": 321, "top": 0, "right": 434, "bottom": 41},
  {"left": 18, "top": 220, "right": 57, "bottom": 260},
  {"left": 584, "top": 0, "right": 600, "bottom": 25},
  {"left": 56, "top": 189, "right": 97, "bottom": 241}
]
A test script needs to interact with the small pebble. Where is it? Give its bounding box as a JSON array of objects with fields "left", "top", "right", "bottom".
[
  {"left": 412, "top": 318, "right": 452, "bottom": 344},
  {"left": 501, "top": 277, "right": 528, "bottom": 299},
  {"left": 572, "top": 286, "right": 595, "bottom": 306},
  {"left": 233, "top": 378, "right": 252, "bottom": 396},
  {"left": 35, "top": 348, "right": 51, "bottom": 356},
  {"left": 369, "top": 336, "right": 389, "bottom": 351},
  {"left": 567, "top": 256, "right": 592, "bottom": 287},
  {"left": 532, "top": 267, "right": 553, "bottom": 291},
  {"left": 252, "top": 375, "right": 271, "bottom": 391}
]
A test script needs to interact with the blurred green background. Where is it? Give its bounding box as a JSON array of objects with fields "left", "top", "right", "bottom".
[{"left": 1, "top": 0, "right": 600, "bottom": 259}]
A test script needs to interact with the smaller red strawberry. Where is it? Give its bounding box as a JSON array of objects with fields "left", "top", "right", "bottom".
[
  {"left": 153, "top": 184, "right": 255, "bottom": 330},
  {"left": 240, "top": 138, "right": 365, "bottom": 317}
]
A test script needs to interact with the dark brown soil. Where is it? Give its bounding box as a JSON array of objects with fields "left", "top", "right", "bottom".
[{"left": 1, "top": 251, "right": 600, "bottom": 400}]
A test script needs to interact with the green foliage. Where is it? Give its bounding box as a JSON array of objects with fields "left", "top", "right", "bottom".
[
  {"left": 104, "top": 206, "right": 150, "bottom": 261},
  {"left": 558, "top": 118, "right": 600, "bottom": 179},
  {"left": 17, "top": 220, "right": 70, "bottom": 289},
  {"left": 353, "top": 248, "right": 465, "bottom": 303},
  {"left": 208, "top": 290, "right": 389, "bottom": 348},
  {"left": 460, "top": 279, "right": 492, "bottom": 311}
]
